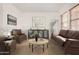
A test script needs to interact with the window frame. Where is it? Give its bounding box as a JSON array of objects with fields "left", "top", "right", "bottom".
[
  {"left": 61, "top": 11, "right": 70, "bottom": 29},
  {"left": 61, "top": 4, "right": 79, "bottom": 30}
]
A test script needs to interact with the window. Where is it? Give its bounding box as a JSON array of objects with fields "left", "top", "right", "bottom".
[
  {"left": 61, "top": 4, "right": 79, "bottom": 30},
  {"left": 70, "top": 4, "right": 79, "bottom": 30},
  {"left": 71, "top": 5, "right": 79, "bottom": 20},
  {"left": 61, "top": 11, "right": 70, "bottom": 30}
]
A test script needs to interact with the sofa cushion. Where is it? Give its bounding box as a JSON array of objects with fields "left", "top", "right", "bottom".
[
  {"left": 72, "top": 31, "right": 79, "bottom": 39},
  {"left": 11, "top": 29, "right": 22, "bottom": 35},
  {"left": 0, "top": 37, "right": 7, "bottom": 42},
  {"left": 64, "top": 30, "right": 79, "bottom": 39},
  {"left": 12, "top": 31, "right": 17, "bottom": 35},
  {"left": 68, "top": 39, "right": 79, "bottom": 47},
  {"left": 56, "top": 36, "right": 67, "bottom": 42},
  {"left": 65, "top": 30, "right": 75, "bottom": 38},
  {"left": 59, "top": 30, "right": 68, "bottom": 37},
  {"left": 16, "top": 30, "right": 22, "bottom": 35}
]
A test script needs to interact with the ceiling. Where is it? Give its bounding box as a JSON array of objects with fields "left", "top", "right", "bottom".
[{"left": 13, "top": 3, "right": 76, "bottom": 12}]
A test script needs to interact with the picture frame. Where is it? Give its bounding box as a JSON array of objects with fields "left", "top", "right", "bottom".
[
  {"left": 7, "top": 14, "right": 17, "bottom": 25},
  {"left": 32, "top": 16, "right": 46, "bottom": 29}
]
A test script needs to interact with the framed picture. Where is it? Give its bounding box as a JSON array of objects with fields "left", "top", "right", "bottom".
[
  {"left": 32, "top": 16, "right": 46, "bottom": 29},
  {"left": 7, "top": 14, "right": 17, "bottom": 25}
]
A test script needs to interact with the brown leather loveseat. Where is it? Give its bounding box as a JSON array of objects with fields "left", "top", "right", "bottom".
[{"left": 11, "top": 29, "right": 27, "bottom": 43}]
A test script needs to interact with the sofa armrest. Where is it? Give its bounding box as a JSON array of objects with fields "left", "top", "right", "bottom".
[
  {"left": 21, "top": 33, "right": 25, "bottom": 35},
  {"left": 4, "top": 40, "right": 16, "bottom": 54}
]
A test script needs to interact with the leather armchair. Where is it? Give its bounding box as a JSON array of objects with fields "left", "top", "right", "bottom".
[
  {"left": 64, "top": 39, "right": 79, "bottom": 54},
  {"left": 11, "top": 29, "right": 27, "bottom": 43}
]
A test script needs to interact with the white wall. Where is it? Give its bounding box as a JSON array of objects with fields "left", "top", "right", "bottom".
[
  {"left": 18, "top": 12, "right": 60, "bottom": 38},
  {"left": 0, "top": 3, "right": 61, "bottom": 38},
  {"left": 12, "top": 3, "right": 79, "bottom": 38},
  {"left": 0, "top": 3, "right": 22, "bottom": 35},
  {"left": 2, "top": 3, "right": 21, "bottom": 29},
  {"left": 0, "top": 4, "right": 3, "bottom": 35},
  {"left": 0, "top": 3, "right": 77, "bottom": 38},
  {"left": 19, "top": 12, "right": 59, "bottom": 29},
  {"left": 59, "top": 3, "right": 77, "bottom": 15},
  {"left": 0, "top": 4, "right": 3, "bottom": 27}
]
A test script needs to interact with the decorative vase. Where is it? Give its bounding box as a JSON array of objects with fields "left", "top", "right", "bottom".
[
  {"left": 35, "top": 37, "right": 38, "bottom": 42},
  {"left": 35, "top": 34, "right": 38, "bottom": 42}
]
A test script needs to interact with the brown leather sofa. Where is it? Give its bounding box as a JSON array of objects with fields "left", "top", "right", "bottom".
[
  {"left": 64, "top": 30, "right": 79, "bottom": 54},
  {"left": 0, "top": 36, "right": 16, "bottom": 55},
  {"left": 51, "top": 30, "right": 79, "bottom": 54},
  {"left": 64, "top": 39, "right": 79, "bottom": 54},
  {"left": 11, "top": 29, "right": 27, "bottom": 43}
]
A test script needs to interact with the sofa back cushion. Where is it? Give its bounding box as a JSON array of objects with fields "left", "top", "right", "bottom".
[
  {"left": 11, "top": 29, "right": 22, "bottom": 35},
  {"left": 65, "top": 30, "right": 75, "bottom": 38},
  {"left": 59, "top": 30, "right": 79, "bottom": 40},
  {"left": 66, "top": 30, "right": 79, "bottom": 39},
  {"left": 59, "top": 30, "right": 68, "bottom": 37},
  {"left": 16, "top": 30, "right": 22, "bottom": 35},
  {"left": 11, "top": 30, "right": 17, "bottom": 35},
  {"left": 71, "top": 31, "right": 79, "bottom": 39}
]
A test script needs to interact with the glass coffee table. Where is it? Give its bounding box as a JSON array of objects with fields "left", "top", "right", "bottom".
[{"left": 28, "top": 38, "right": 49, "bottom": 52}]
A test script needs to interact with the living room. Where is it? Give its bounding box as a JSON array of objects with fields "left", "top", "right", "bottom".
[{"left": 0, "top": 3, "right": 79, "bottom": 55}]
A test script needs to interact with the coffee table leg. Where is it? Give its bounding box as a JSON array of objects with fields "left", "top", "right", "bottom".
[
  {"left": 32, "top": 44, "right": 33, "bottom": 52},
  {"left": 47, "top": 43, "right": 48, "bottom": 48},
  {"left": 43, "top": 44, "right": 44, "bottom": 52},
  {"left": 29, "top": 43, "right": 30, "bottom": 48}
]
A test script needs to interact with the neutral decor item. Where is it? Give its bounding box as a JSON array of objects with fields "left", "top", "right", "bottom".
[{"left": 7, "top": 14, "right": 17, "bottom": 25}]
